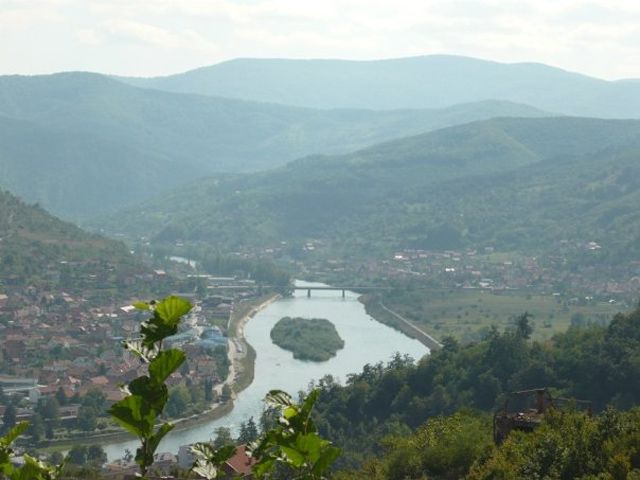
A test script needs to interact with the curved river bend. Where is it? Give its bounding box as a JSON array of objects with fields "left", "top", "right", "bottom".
[{"left": 104, "top": 282, "right": 428, "bottom": 460}]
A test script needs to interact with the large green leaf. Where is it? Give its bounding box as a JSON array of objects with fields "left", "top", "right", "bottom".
[
  {"left": 127, "top": 376, "right": 169, "bottom": 412},
  {"left": 0, "top": 422, "right": 29, "bottom": 447},
  {"left": 155, "top": 296, "right": 193, "bottom": 325},
  {"left": 311, "top": 446, "right": 341, "bottom": 476},
  {"left": 149, "top": 350, "right": 186, "bottom": 385},
  {"left": 108, "top": 395, "right": 156, "bottom": 438},
  {"left": 148, "top": 423, "right": 174, "bottom": 454}
]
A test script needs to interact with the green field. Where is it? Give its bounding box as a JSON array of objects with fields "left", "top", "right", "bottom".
[{"left": 371, "top": 289, "right": 628, "bottom": 343}]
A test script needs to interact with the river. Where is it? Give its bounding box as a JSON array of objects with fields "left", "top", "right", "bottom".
[{"left": 103, "top": 281, "right": 428, "bottom": 460}]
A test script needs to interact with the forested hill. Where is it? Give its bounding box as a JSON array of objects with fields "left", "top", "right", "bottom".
[
  {"left": 0, "top": 72, "right": 547, "bottom": 217},
  {"left": 0, "top": 189, "right": 142, "bottom": 290},
  {"left": 120, "top": 55, "right": 640, "bottom": 117},
  {"left": 313, "top": 305, "right": 640, "bottom": 470},
  {"left": 103, "top": 116, "right": 640, "bottom": 264}
]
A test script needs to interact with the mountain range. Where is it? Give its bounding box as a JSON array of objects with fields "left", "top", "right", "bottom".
[
  {"left": 121, "top": 55, "right": 640, "bottom": 117},
  {"left": 0, "top": 72, "right": 547, "bottom": 217},
  {"left": 100, "top": 116, "right": 640, "bottom": 263}
]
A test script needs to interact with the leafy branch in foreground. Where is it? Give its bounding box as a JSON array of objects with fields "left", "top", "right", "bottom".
[
  {"left": 189, "top": 443, "right": 236, "bottom": 480},
  {"left": 108, "top": 296, "right": 192, "bottom": 478},
  {"left": 247, "top": 389, "right": 341, "bottom": 479},
  {"left": 0, "top": 422, "right": 65, "bottom": 480}
]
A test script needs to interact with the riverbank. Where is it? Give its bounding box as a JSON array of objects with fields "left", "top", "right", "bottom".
[
  {"left": 361, "top": 294, "right": 442, "bottom": 351},
  {"left": 44, "top": 293, "right": 281, "bottom": 451},
  {"left": 226, "top": 293, "right": 281, "bottom": 395}
]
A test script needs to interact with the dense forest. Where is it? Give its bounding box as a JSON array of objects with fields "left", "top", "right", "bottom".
[
  {"left": 105, "top": 117, "right": 640, "bottom": 269},
  {"left": 310, "top": 304, "right": 640, "bottom": 473}
]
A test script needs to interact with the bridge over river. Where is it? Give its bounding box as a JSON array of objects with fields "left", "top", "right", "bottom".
[{"left": 292, "top": 285, "right": 392, "bottom": 297}]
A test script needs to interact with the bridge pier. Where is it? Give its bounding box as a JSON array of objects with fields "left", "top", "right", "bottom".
[
  {"left": 342, "top": 289, "right": 345, "bottom": 298},
  {"left": 307, "top": 289, "right": 311, "bottom": 298}
]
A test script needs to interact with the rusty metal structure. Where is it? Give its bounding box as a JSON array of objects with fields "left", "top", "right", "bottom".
[{"left": 493, "top": 388, "right": 592, "bottom": 444}]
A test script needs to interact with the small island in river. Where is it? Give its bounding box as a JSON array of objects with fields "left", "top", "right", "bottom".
[{"left": 270, "top": 316, "right": 345, "bottom": 361}]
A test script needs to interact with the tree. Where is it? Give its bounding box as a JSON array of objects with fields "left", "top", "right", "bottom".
[
  {"left": 87, "top": 445, "right": 107, "bottom": 466},
  {"left": 45, "top": 422, "right": 55, "bottom": 440},
  {"left": 237, "top": 416, "right": 259, "bottom": 444},
  {"left": 123, "top": 448, "right": 134, "bottom": 463},
  {"left": 77, "top": 405, "right": 97, "bottom": 432},
  {"left": 166, "top": 386, "right": 190, "bottom": 418},
  {"left": 2, "top": 404, "right": 16, "bottom": 431},
  {"left": 50, "top": 451, "right": 64, "bottom": 465},
  {"left": 204, "top": 379, "right": 214, "bottom": 402},
  {"left": 82, "top": 388, "right": 107, "bottom": 412},
  {"left": 212, "top": 426, "right": 234, "bottom": 449},
  {"left": 55, "top": 387, "right": 67, "bottom": 406},
  {"left": 40, "top": 396, "right": 60, "bottom": 424},
  {"left": 221, "top": 384, "right": 232, "bottom": 401},
  {"left": 29, "top": 413, "right": 45, "bottom": 443},
  {"left": 515, "top": 312, "right": 534, "bottom": 340},
  {"left": 68, "top": 445, "right": 88, "bottom": 465}
]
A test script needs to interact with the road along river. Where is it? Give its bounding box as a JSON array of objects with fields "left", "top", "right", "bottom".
[{"left": 103, "top": 281, "right": 428, "bottom": 460}]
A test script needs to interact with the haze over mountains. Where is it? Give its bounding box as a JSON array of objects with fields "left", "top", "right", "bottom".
[
  {"left": 121, "top": 55, "right": 640, "bottom": 118},
  {"left": 0, "top": 71, "right": 547, "bottom": 217},
  {"left": 2, "top": 53, "right": 640, "bottom": 266},
  {"left": 103, "top": 117, "right": 640, "bottom": 263}
]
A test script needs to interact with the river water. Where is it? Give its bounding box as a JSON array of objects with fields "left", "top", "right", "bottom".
[{"left": 103, "top": 282, "right": 428, "bottom": 460}]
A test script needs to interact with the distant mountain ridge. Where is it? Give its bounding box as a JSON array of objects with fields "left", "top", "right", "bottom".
[
  {"left": 100, "top": 116, "right": 640, "bottom": 263},
  {"left": 0, "top": 71, "right": 549, "bottom": 217},
  {"left": 120, "top": 55, "right": 640, "bottom": 118}
]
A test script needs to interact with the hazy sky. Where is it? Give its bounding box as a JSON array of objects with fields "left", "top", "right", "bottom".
[{"left": 2, "top": 0, "right": 640, "bottom": 80}]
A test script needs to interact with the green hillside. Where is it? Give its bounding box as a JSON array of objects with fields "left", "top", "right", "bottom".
[
  {"left": 0, "top": 189, "right": 143, "bottom": 291},
  {"left": 120, "top": 55, "right": 640, "bottom": 118},
  {"left": 0, "top": 72, "right": 548, "bottom": 217},
  {"left": 0, "top": 116, "right": 188, "bottom": 216},
  {"left": 102, "top": 117, "right": 640, "bottom": 264}
]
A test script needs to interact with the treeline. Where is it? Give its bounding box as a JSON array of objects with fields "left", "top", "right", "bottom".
[
  {"left": 311, "top": 305, "right": 640, "bottom": 469},
  {"left": 199, "top": 251, "right": 290, "bottom": 286},
  {"left": 334, "top": 407, "right": 640, "bottom": 479}
]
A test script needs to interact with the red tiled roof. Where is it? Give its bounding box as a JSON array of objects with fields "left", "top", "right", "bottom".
[{"left": 225, "top": 445, "right": 257, "bottom": 475}]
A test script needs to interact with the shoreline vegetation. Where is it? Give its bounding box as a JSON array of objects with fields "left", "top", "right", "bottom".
[
  {"left": 361, "top": 294, "right": 443, "bottom": 351},
  {"left": 270, "top": 317, "right": 345, "bottom": 362},
  {"left": 358, "top": 294, "right": 442, "bottom": 351},
  {"left": 43, "top": 293, "right": 280, "bottom": 452}
]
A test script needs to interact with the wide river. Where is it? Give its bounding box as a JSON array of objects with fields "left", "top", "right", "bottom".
[{"left": 103, "top": 281, "right": 428, "bottom": 460}]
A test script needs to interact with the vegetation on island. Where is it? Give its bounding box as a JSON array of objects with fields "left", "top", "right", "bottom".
[{"left": 270, "top": 317, "right": 345, "bottom": 362}]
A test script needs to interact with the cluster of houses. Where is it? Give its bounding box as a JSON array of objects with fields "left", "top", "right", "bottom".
[
  {"left": 0, "top": 282, "right": 257, "bottom": 432},
  {"left": 102, "top": 443, "right": 256, "bottom": 479}
]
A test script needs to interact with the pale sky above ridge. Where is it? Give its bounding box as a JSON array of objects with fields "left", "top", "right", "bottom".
[{"left": 1, "top": 0, "right": 640, "bottom": 80}]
